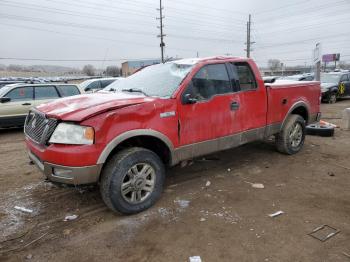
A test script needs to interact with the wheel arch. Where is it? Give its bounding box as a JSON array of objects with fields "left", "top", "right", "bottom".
[
  {"left": 281, "top": 101, "right": 310, "bottom": 129},
  {"left": 97, "top": 129, "right": 175, "bottom": 166}
]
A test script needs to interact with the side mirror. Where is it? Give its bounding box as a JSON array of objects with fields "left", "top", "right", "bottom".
[
  {"left": 0, "top": 97, "right": 11, "bottom": 103},
  {"left": 182, "top": 93, "right": 197, "bottom": 104},
  {"left": 84, "top": 87, "right": 91, "bottom": 92}
]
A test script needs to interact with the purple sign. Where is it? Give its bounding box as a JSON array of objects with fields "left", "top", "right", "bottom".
[{"left": 322, "top": 54, "right": 340, "bottom": 62}]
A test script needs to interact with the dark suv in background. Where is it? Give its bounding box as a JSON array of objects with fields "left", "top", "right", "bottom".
[{"left": 321, "top": 72, "right": 350, "bottom": 103}]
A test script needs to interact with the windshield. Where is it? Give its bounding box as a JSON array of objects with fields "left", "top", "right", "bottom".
[
  {"left": 321, "top": 74, "right": 341, "bottom": 84},
  {"left": 79, "top": 79, "right": 95, "bottom": 89},
  {"left": 105, "top": 62, "right": 193, "bottom": 97}
]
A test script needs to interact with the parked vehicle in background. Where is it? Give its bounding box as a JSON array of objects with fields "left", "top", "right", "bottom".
[
  {"left": 279, "top": 73, "right": 314, "bottom": 81},
  {"left": 24, "top": 57, "right": 321, "bottom": 214},
  {"left": 79, "top": 77, "right": 121, "bottom": 92},
  {"left": 0, "top": 84, "right": 82, "bottom": 128},
  {"left": 0, "top": 81, "right": 27, "bottom": 89},
  {"left": 262, "top": 76, "right": 280, "bottom": 83},
  {"left": 321, "top": 72, "right": 350, "bottom": 103}
]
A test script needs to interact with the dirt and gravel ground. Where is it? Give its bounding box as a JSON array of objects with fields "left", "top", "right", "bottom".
[{"left": 1, "top": 101, "right": 350, "bottom": 262}]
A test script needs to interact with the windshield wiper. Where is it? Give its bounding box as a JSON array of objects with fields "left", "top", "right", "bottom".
[{"left": 122, "top": 88, "right": 149, "bottom": 97}]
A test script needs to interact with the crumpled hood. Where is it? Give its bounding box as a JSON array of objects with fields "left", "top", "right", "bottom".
[{"left": 36, "top": 92, "right": 155, "bottom": 122}]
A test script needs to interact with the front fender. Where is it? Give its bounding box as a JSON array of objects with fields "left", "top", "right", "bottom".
[{"left": 96, "top": 129, "right": 175, "bottom": 165}]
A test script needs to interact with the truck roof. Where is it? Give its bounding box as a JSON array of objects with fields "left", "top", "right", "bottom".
[{"left": 173, "top": 56, "right": 246, "bottom": 65}]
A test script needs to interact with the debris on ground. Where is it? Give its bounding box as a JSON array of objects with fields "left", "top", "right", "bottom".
[
  {"left": 320, "top": 120, "right": 338, "bottom": 128},
  {"left": 174, "top": 200, "right": 190, "bottom": 209},
  {"left": 251, "top": 183, "right": 265, "bottom": 189},
  {"left": 327, "top": 172, "right": 335, "bottom": 177},
  {"left": 25, "top": 254, "right": 33, "bottom": 260},
  {"left": 227, "top": 168, "right": 231, "bottom": 172},
  {"left": 64, "top": 215, "right": 78, "bottom": 221},
  {"left": 14, "top": 206, "right": 33, "bottom": 214},
  {"left": 268, "top": 211, "right": 284, "bottom": 218},
  {"left": 189, "top": 256, "right": 202, "bottom": 262},
  {"left": 205, "top": 181, "right": 211, "bottom": 187},
  {"left": 342, "top": 252, "right": 350, "bottom": 258},
  {"left": 245, "top": 181, "right": 265, "bottom": 189},
  {"left": 308, "top": 225, "right": 340, "bottom": 242},
  {"left": 200, "top": 218, "right": 206, "bottom": 222},
  {"left": 275, "top": 183, "right": 286, "bottom": 187}
]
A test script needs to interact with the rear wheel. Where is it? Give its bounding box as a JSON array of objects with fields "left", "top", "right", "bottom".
[
  {"left": 276, "top": 114, "right": 306, "bottom": 155},
  {"left": 328, "top": 92, "right": 337, "bottom": 104},
  {"left": 100, "top": 147, "right": 165, "bottom": 214}
]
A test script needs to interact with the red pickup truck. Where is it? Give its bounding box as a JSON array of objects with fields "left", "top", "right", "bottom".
[{"left": 24, "top": 57, "right": 321, "bottom": 214}]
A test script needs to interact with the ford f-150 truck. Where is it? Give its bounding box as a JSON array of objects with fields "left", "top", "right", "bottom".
[{"left": 24, "top": 57, "right": 321, "bottom": 214}]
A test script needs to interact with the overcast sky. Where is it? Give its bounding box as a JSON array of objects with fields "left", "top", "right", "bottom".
[{"left": 0, "top": 0, "right": 349, "bottom": 68}]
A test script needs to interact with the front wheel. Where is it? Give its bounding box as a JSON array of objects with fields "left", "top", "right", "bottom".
[
  {"left": 275, "top": 114, "right": 306, "bottom": 155},
  {"left": 100, "top": 147, "right": 165, "bottom": 214}
]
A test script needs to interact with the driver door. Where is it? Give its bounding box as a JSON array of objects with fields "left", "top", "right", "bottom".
[{"left": 177, "top": 63, "right": 242, "bottom": 146}]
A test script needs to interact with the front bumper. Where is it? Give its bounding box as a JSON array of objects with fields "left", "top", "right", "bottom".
[{"left": 28, "top": 150, "right": 102, "bottom": 185}]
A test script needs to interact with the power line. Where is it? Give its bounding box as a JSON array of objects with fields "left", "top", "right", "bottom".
[
  {"left": 0, "top": 57, "right": 158, "bottom": 62},
  {"left": 254, "top": 0, "right": 313, "bottom": 15},
  {"left": 255, "top": 0, "right": 349, "bottom": 24},
  {"left": 0, "top": 13, "right": 238, "bottom": 43},
  {"left": 0, "top": 0, "right": 241, "bottom": 38}
]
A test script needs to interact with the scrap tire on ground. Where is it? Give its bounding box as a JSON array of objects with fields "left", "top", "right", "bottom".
[
  {"left": 306, "top": 124, "right": 334, "bottom": 137},
  {"left": 275, "top": 114, "right": 306, "bottom": 155},
  {"left": 100, "top": 147, "right": 165, "bottom": 214}
]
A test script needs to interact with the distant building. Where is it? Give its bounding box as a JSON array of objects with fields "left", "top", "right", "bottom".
[{"left": 122, "top": 59, "right": 161, "bottom": 77}]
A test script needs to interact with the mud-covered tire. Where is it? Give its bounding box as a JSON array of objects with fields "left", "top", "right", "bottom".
[
  {"left": 100, "top": 147, "right": 165, "bottom": 214},
  {"left": 275, "top": 114, "right": 306, "bottom": 155}
]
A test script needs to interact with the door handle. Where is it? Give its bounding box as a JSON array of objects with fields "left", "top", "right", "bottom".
[
  {"left": 230, "top": 101, "right": 240, "bottom": 111},
  {"left": 22, "top": 103, "right": 31, "bottom": 106}
]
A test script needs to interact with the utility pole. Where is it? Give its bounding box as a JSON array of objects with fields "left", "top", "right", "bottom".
[
  {"left": 157, "top": 0, "right": 165, "bottom": 63},
  {"left": 245, "top": 14, "right": 254, "bottom": 58}
]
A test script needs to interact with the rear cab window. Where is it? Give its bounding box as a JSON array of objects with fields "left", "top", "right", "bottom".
[
  {"left": 231, "top": 62, "right": 257, "bottom": 91},
  {"left": 183, "top": 63, "right": 232, "bottom": 101},
  {"left": 34, "top": 86, "right": 59, "bottom": 100},
  {"left": 56, "top": 85, "right": 80, "bottom": 97},
  {"left": 5, "top": 87, "right": 33, "bottom": 101}
]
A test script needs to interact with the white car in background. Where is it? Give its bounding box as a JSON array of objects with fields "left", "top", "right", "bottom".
[
  {"left": 79, "top": 77, "right": 122, "bottom": 92},
  {"left": 0, "top": 83, "right": 82, "bottom": 128}
]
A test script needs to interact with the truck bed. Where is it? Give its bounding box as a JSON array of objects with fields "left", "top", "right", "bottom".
[{"left": 266, "top": 80, "right": 321, "bottom": 126}]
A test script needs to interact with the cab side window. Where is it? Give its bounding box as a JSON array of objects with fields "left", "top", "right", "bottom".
[
  {"left": 35, "top": 86, "right": 59, "bottom": 100},
  {"left": 6, "top": 87, "right": 33, "bottom": 101},
  {"left": 234, "top": 62, "right": 257, "bottom": 91},
  {"left": 184, "top": 64, "right": 231, "bottom": 101}
]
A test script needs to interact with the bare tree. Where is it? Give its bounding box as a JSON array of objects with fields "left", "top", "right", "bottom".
[
  {"left": 105, "top": 66, "right": 120, "bottom": 77},
  {"left": 82, "top": 64, "right": 96, "bottom": 76},
  {"left": 268, "top": 59, "right": 281, "bottom": 72}
]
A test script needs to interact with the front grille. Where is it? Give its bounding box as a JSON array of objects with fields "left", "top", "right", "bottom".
[{"left": 24, "top": 110, "right": 57, "bottom": 144}]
